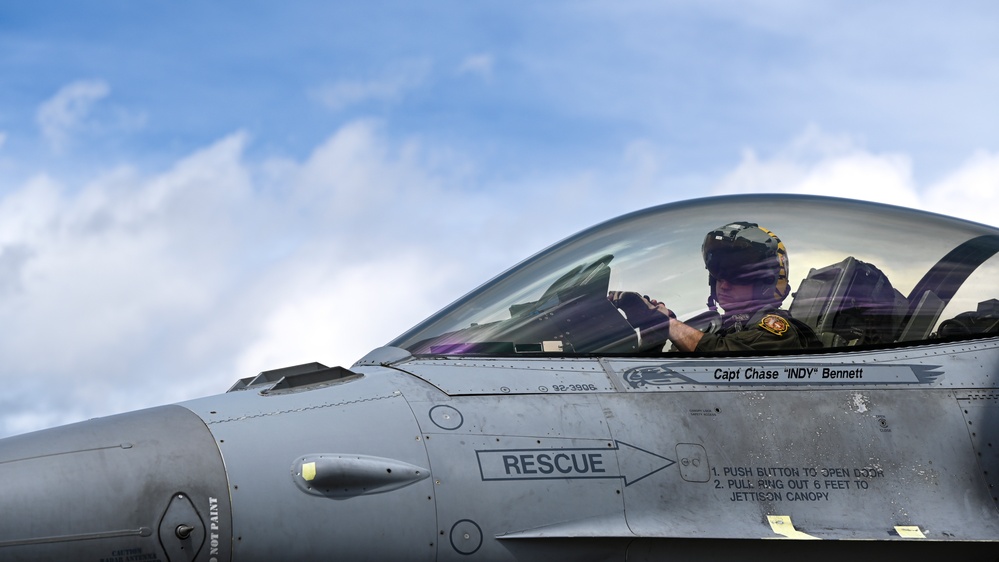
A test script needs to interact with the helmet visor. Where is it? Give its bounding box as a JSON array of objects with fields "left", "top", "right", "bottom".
[{"left": 702, "top": 225, "right": 779, "bottom": 285}]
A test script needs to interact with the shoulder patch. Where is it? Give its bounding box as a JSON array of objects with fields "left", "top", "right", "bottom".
[{"left": 759, "top": 314, "right": 790, "bottom": 336}]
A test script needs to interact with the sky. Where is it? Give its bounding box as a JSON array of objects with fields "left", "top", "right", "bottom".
[{"left": 1, "top": 1, "right": 998, "bottom": 437}]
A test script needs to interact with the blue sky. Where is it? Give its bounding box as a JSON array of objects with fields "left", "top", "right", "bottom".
[
  {"left": 5, "top": 1, "right": 997, "bottom": 184},
  {"left": 1, "top": 1, "right": 998, "bottom": 436}
]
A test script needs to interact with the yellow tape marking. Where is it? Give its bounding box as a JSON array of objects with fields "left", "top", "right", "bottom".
[
  {"left": 895, "top": 525, "right": 925, "bottom": 539},
  {"left": 767, "top": 515, "right": 819, "bottom": 540},
  {"left": 302, "top": 461, "right": 317, "bottom": 482}
]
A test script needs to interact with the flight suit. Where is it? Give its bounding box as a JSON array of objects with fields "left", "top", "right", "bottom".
[{"left": 694, "top": 307, "right": 820, "bottom": 353}]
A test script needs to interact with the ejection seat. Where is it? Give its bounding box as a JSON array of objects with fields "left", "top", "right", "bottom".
[
  {"left": 936, "top": 299, "right": 999, "bottom": 338},
  {"left": 788, "top": 257, "right": 909, "bottom": 347}
]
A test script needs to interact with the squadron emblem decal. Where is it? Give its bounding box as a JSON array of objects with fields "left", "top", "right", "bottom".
[
  {"left": 759, "top": 314, "right": 789, "bottom": 336},
  {"left": 623, "top": 365, "right": 693, "bottom": 388}
]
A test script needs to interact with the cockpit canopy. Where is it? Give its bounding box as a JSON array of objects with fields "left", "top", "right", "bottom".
[{"left": 390, "top": 195, "right": 999, "bottom": 357}]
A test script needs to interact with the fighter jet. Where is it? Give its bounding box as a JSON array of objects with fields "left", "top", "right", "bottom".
[{"left": 2, "top": 194, "right": 998, "bottom": 561}]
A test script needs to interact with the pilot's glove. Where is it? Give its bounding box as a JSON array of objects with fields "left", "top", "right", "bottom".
[
  {"left": 608, "top": 291, "right": 672, "bottom": 322},
  {"left": 608, "top": 291, "right": 674, "bottom": 350}
]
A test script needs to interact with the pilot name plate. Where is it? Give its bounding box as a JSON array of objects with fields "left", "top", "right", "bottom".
[{"left": 618, "top": 363, "right": 942, "bottom": 389}]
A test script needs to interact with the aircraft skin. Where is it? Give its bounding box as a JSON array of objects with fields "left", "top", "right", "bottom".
[{"left": 2, "top": 194, "right": 999, "bottom": 561}]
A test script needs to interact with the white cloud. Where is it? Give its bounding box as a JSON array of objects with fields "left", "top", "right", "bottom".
[
  {"left": 310, "top": 59, "right": 432, "bottom": 111},
  {"left": 713, "top": 125, "right": 919, "bottom": 207},
  {"left": 0, "top": 120, "right": 502, "bottom": 437},
  {"left": 712, "top": 126, "right": 999, "bottom": 227},
  {"left": 924, "top": 150, "right": 999, "bottom": 227},
  {"left": 457, "top": 53, "right": 494, "bottom": 79},
  {"left": 232, "top": 255, "right": 456, "bottom": 378},
  {"left": 36, "top": 79, "right": 110, "bottom": 151},
  {"left": 0, "top": 132, "right": 255, "bottom": 434}
]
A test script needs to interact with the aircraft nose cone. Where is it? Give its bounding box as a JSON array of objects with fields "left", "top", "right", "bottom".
[{"left": 0, "top": 405, "right": 231, "bottom": 562}]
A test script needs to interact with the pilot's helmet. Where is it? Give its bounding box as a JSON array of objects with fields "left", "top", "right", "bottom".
[{"left": 702, "top": 221, "right": 790, "bottom": 305}]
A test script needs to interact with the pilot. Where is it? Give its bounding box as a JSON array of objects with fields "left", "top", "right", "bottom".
[{"left": 610, "top": 221, "right": 820, "bottom": 353}]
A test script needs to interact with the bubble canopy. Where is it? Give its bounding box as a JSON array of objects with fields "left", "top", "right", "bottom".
[{"left": 390, "top": 195, "right": 999, "bottom": 357}]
